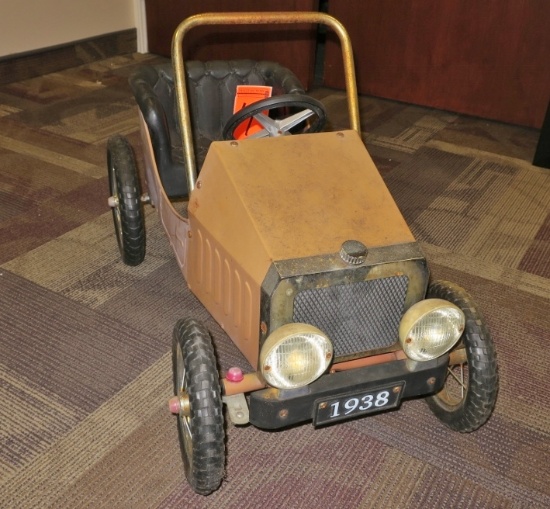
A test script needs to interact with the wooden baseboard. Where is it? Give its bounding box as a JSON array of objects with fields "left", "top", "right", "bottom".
[{"left": 0, "top": 29, "right": 137, "bottom": 85}]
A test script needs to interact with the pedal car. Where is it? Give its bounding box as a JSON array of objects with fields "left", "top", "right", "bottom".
[{"left": 106, "top": 12, "right": 498, "bottom": 495}]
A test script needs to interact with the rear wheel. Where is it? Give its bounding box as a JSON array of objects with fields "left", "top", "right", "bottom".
[
  {"left": 107, "top": 135, "right": 145, "bottom": 266},
  {"left": 426, "top": 280, "right": 498, "bottom": 432},
  {"left": 172, "top": 319, "right": 225, "bottom": 495}
]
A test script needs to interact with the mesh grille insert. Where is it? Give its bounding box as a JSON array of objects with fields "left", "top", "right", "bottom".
[{"left": 292, "top": 276, "right": 409, "bottom": 358}]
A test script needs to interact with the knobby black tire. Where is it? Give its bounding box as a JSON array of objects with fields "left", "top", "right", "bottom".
[
  {"left": 172, "top": 318, "right": 225, "bottom": 495},
  {"left": 107, "top": 135, "right": 145, "bottom": 266},
  {"left": 426, "top": 280, "right": 498, "bottom": 432}
]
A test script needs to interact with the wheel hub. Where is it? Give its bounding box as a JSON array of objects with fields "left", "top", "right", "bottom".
[{"left": 168, "top": 393, "right": 190, "bottom": 417}]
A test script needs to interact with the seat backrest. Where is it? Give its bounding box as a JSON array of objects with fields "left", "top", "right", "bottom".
[
  {"left": 186, "top": 60, "right": 305, "bottom": 144},
  {"left": 130, "top": 60, "right": 305, "bottom": 196}
]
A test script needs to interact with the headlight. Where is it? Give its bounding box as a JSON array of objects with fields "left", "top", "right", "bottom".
[
  {"left": 260, "top": 323, "right": 333, "bottom": 389},
  {"left": 399, "top": 299, "right": 465, "bottom": 361}
]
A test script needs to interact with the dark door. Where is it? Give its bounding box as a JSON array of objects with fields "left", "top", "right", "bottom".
[
  {"left": 145, "top": 0, "right": 319, "bottom": 88},
  {"left": 324, "top": 0, "right": 550, "bottom": 128}
]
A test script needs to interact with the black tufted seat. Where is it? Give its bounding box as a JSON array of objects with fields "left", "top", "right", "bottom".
[{"left": 129, "top": 60, "right": 305, "bottom": 198}]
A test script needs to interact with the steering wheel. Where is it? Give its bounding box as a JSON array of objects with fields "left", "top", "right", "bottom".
[{"left": 222, "top": 93, "right": 327, "bottom": 140}]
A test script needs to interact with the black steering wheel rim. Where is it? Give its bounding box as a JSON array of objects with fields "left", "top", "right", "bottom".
[{"left": 222, "top": 93, "right": 327, "bottom": 140}]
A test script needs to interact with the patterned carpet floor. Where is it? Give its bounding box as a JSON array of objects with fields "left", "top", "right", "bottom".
[{"left": 0, "top": 53, "right": 549, "bottom": 508}]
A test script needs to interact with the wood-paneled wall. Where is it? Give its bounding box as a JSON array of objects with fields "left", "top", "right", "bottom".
[
  {"left": 325, "top": 0, "right": 550, "bottom": 128},
  {"left": 145, "top": 0, "right": 318, "bottom": 88}
]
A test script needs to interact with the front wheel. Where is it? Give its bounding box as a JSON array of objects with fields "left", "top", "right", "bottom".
[
  {"left": 426, "top": 280, "right": 498, "bottom": 432},
  {"left": 172, "top": 319, "right": 225, "bottom": 495}
]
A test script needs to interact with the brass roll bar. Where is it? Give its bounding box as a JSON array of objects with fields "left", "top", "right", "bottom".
[{"left": 171, "top": 11, "right": 361, "bottom": 192}]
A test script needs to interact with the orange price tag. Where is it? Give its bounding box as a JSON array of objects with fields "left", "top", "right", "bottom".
[{"left": 232, "top": 85, "right": 272, "bottom": 139}]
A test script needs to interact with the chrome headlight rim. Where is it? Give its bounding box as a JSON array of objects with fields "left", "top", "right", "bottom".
[
  {"left": 399, "top": 298, "right": 465, "bottom": 362},
  {"left": 260, "top": 323, "right": 333, "bottom": 390}
]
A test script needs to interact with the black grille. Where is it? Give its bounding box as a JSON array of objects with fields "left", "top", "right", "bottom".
[{"left": 292, "top": 276, "right": 409, "bottom": 358}]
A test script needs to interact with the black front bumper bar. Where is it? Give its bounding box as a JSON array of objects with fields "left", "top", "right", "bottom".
[{"left": 249, "top": 355, "right": 448, "bottom": 429}]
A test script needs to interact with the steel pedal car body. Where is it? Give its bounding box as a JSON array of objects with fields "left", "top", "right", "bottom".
[{"left": 107, "top": 12, "right": 498, "bottom": 495}]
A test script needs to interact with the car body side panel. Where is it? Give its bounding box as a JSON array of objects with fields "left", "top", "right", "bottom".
[
  {"left": 139, "top": 113, "right": 191, "bottom": 273},
  {"left": 188, "top": 215, "right": 263, "bottom": 368}
]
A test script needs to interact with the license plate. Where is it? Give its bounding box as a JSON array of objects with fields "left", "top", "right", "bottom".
[{"left": 314, "top": 382, "right": 405, "bottom": 426}]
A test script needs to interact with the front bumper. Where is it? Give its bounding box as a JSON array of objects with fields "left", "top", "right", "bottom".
[{"left": 249, "top": 355, "right": 448, "bottom": 429}]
